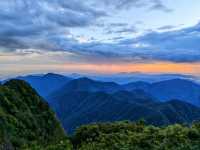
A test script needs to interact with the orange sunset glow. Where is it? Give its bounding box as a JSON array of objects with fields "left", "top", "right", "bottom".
[
  {"left": 62, "top": 62, "right": 200, "bottom": 75},
  {"left": 1, "top": 61, "right": 200, "bottom": 78}
]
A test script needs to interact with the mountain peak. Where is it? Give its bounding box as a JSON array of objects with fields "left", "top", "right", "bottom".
[
  {"left": 43, "top": 73, "right": 66, "bottom": 78},
  {"left": 155, "top": 78, "right": 195, "bottom": 84},
  {"left": 15, "top": 73, "right": 72, "bottom": 98},
  {"left": 4, "top": 79, "right": 32, "bottom": 90},
  {"left": 76, "top": 77, "right": 94, "bottom": 82}
]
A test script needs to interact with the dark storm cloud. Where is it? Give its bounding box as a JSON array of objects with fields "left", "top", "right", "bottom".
[
  {"left": 109, "top": 23, "right": 129, "bottom": 27},
  {"left": 104, "top": 22, "right": 137, "bottom": 35},
  {"left": 112, "top": 27, "right": 137, "bottom": 34},
  {"left": 0, "top": 0, "right": 106, "bottom": 51},
  {"left": 98, "top": 0, "right": 172, "bottom": 12},
  {"left": 45, "top": 0, "right": 107, "bottom": 27},
  {"left": 0, "top": 37, "right": 28, "bottom": 51},
  {"left": 149, "top": 0, "right": 173, "bottom": 12},
  {"left": 0, "top": 0, "right": 172, "bottom": 52},
  {"left": 157, "top": 25, "right": 177, "bottom": 30}
]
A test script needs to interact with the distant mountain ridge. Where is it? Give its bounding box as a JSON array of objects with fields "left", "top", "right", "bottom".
[
  {"left": 123, "top": 78, "right": 200, "bottom": 106},
  {"left": 4, "top": 73, "right": 199, "bottom": 106},
  {"left": 49, "top": 89, "right": 200, "bottom": 133},
  {"left": 62, "top": 77, "right": 122, "bottom": 92},
  {"left": 46, "top": 77, "right": 200, "bottom": 133},
  {"left": 2, "top": 74, "right": 200, "bottom": 136},
  {"left": 66, "top": 72, "right": 196, "bottom": 84},
  {"left": 49, "top": 77, "right": 122, "bottom": 99},
  {"left": 16, "top": 73, "right": 72, "bottom": 98},
  {"left": 48, "top": 77, "right": 200, "bottom": 106}
]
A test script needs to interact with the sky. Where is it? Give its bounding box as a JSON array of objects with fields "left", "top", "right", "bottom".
[{"left": 1, "top": 0, "right": 200, "bottom": 78}]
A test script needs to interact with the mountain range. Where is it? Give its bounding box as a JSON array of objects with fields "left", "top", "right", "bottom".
[
  {"left": 4, "top": 73, "right": 200, "bottom": 134},
  {"left": 12, "top": 73, "right": 200, "bottom": 106},
  {"left": 1, "top": 79, "right": 200, "bottom": 149},
  {"left": 123, "top": 78, "right": 200, "bottom": 106},
  {"left": 67, "top": 72, "right": 196, "bottom": 84},
  {"left": 48, "top": 76, "right": 200, "bottom": 106},
  {"left": 47, "top": 77, "right": 200, "bottom": 133},
  {"left": 49, "top": 89, "right": 200, "bottom": 133}
]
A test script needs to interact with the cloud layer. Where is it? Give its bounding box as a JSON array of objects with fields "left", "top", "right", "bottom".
[{"left": 0, "top": 0, "right": 200, "bottom": 68}]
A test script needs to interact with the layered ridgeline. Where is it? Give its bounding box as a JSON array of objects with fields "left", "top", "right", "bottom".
[
  {"left": 123, "top": 78, "right": 200, "bottom": 106},
  {"left": 48, "top": 78, "right": 200, "bottom": 133},
  {"left": 0, "top": 80, "right": 72, "bottom": 149},
  {"left": 16, "top": 73, "right": 200, "bottom": 106}
]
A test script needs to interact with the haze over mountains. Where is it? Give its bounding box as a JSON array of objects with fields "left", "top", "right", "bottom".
[
  {"left": 67, "top": 72, "right": 196, "bottom": 84},
  {"left": 2, "top": 73, "right": 200, "bottom": 133},
  {"left": 12, "top": 73, "right": 200, "bottom": 105}
]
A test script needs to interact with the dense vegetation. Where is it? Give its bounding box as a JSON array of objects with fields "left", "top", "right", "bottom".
[
  {"left": 72, "top": 121, "right": 200, "bottom": 150},
  {"left": 1, "top": 79, "right": 200, "bottom": 149},
  {"left": 0, "top": 80, "right": 72, "bottom": 150}
]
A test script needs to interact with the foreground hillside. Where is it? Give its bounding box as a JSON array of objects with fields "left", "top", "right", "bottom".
[
  {"left": 0, "top": 80, "right": 72, "bottom": 149},
  {"left": 72, "top": 121, "right": 200, "bottom": 150}
]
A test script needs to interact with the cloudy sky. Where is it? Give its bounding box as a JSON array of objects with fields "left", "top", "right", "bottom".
[{"left": 1, "top": 0, "right": 200, "bottom": 77}]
